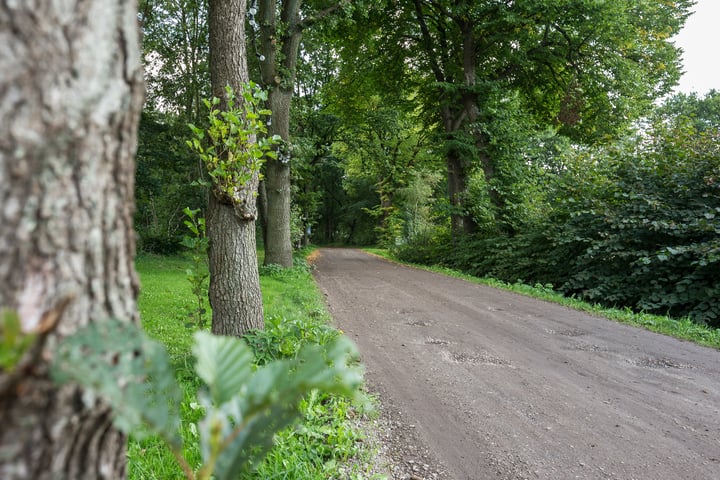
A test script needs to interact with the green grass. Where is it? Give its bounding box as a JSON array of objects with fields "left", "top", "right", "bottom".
[
  {"left": 129, "top": 252, "right": 383, "bottom": 479},
  {"left": 365, "top": 248, "right": 720, "bottom": 350},
  {"left": 129, "top": 255, "right": 204, "bottom": 478}
]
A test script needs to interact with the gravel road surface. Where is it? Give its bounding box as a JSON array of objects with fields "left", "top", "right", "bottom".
[{"left": 312, "top": 248, "right": 720, "bottom": 480}]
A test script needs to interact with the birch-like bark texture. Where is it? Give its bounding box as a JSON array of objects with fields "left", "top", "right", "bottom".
[
  {"left": 207, "top": 0, "right": 264, "bottom": 334},
  {"left": 0, "top": 0, "right": 144, "bottom": 478}
]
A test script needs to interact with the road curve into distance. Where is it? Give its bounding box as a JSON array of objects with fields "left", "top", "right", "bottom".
[{"left": 312, "top": 248, "right": 720, "bottom": 480}]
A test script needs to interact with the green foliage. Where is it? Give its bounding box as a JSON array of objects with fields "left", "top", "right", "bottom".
[
  {"left": 140, "top": 0, "right": 210, "bottom": 120},
  {"left": 85, "top": 254, "right": 375, "bottom": 479},
  {"left": 335, "top": 102, "right": 436, "bottom": 247},
  {"left": 392, "top": 227, "right": 450, "bottom": 266},
  {"left": 245, "top": 312, "right": 340, "bottom": 366},
  {"left": 397, "top": 92, "right": 720, "bottom": 327},
  {"left": 249, "top": 259, "right": 340, "bottom": 364},
  {"left": 181, "top": 207, "right": 209, "bottom": 328},
  {"left": 554, "top": 119, "right": 720, "bottom": 325},
  {"left": 193, "top": 332, "right": 362, "bottom": 479},
  {"left": 324, "top": 0, "right": 693, "bottom": 239},
  {"left": 51, "top": 319, "right": 183, "bottom": 448},
  {"left": 53, "top": 316, "right": 363, "bottom": 480},
  {"left": 0, "top": 309, "right": 35, "bottom": 372},
  {"left": 187, "top": 84, "right": 280, "bottom": 208},
  {"left": 255, "top": 390, "right": 365, "bottom": 479},
  {"left": 135, "top": 111, "right": 206, "bottom": 254},
  {"left": 289, "top": 106, "right": 382, "bottom": 245}
]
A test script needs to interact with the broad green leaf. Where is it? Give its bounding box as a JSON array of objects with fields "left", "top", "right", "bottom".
[
  {"left": 51, "top": 319, "right": 182, "bottom": 448},
  {"left": 208, "top": 336, "right": 363, "bottom": 480},
  {"left": 192, "top": 330, "right": 254, "bottom": 405}
]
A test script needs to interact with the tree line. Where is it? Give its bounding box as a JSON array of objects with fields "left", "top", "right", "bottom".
[{"left": 138, "top": 0, "right": 717, "bottom": 325}]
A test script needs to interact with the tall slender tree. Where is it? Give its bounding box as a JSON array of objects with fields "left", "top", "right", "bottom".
[
  {"left": 207, "top": 0, "right": 264, "bottom": 334},
  {"left": 256, "top": 0, "right": 303, "bottom": 267},
  {"left": 255, "top": 0, "right": 351, "bottom": 266},
  {"left": 140, "top": 0, "right": 210, "bottom": 121},
  {"left": 0, "top": 0, "right": 144, "bottom": 478}
]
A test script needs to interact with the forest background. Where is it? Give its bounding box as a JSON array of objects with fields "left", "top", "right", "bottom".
[{"left": 136, "top": 0, "right": 719, "bottom": 327}]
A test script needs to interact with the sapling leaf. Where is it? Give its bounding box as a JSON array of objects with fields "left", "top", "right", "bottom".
[
  {"left": 193, "top": 331, "right": 255, "bottom": 406},
  {"left": 205, "top": 335, "right": 364, "bottom": 480},
  {"left": 0, "top": 309, "right": 36, "bottom": 371},
  {"left": 51, "top": 319, "right": 182, "bottom": 448}
]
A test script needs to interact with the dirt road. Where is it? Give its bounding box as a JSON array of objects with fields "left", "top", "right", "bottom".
[{"left": 312, "top": 249, "right": 720, "bottom": 480}]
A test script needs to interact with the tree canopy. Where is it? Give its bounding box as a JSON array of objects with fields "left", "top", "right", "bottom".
[{"left": 136, "top": 0, "right": 719, "bottom": 326}]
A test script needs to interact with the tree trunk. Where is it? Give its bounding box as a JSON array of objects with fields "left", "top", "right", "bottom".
[
  {"left": 446, "top": 148, "right": 471, "bottom": 236},
  {"left": 257, "top": 179, "right": 269, "bottom": 249},
  {"left": 0, "top": 1, "right": 144, "bottom": 478},
  {"left": 258, "top": 0, "right": 302, "bottom": 268},
  {"left": 264, "top": 88, "right": 294, "bottom": 267},
  {"left": 207, "top": 195, "right": 263, "bottom": 335},
  {"left": 208, "top": 0, "right": 264, "bottom": 334},
  {"left": 456, "top": 19, "right": 479, "bottom": 236}
]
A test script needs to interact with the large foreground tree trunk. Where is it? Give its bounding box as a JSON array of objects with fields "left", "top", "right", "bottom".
[
  {"left": 0, "top": 1, "right": 144, "bottom": 478},
  {"left": 208, "top": 0, "right": 264, "bottom": 334}
]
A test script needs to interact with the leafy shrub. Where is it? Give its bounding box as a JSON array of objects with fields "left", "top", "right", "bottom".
[
  {"left": 53, "top": 319, "right": 363, "bottom": 480},
  {"left": 393, "top": 227, "right": 452, "bottom": 265},
  {"left": 397, "top": 95, "right": 720, "bottom": 327},
  {"left": 245, "top": 313, "right": 340, "bottom": 365},
  {"left": 556, "top": 134, "right": 720, "bottom": 325},
  {"left": 140, "top": 234, "right": 185, "bottom": 255}
]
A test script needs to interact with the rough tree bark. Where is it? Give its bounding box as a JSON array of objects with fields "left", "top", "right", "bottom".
[
  {"left": 207, "top": 0, "right": 264, "bottom": 334},
  {"left": 258, "top": 0, "right": 302, "bottom": 268},
  {"left": 257, "top": 0, "right": 347, "bottom": 266},
  {"left": 0, "top": 1, "right": 144, "bottom": 478}
]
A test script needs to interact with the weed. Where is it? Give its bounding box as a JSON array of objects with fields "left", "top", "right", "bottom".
[{"left": 180, "top": 207, "right": 209, "bottom": 329}]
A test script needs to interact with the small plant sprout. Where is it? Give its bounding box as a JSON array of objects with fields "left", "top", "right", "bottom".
[
  {"left": 181, "top": 207, "right": 210, "bottom": 329},
  {"left": 187, "top": 83, "right": 281, "bottom": 219}
]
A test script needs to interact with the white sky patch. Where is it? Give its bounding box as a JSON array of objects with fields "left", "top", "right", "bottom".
[{"left": 672, "top": 0, "right": 720, "bottom": 95}]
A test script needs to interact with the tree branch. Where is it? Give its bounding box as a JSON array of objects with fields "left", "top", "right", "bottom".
[
  {"left": 412, "top": 0, "right": 445, "bottom": 83},
  {"left": 298, "top": 0, "right": 351, "bottom": 30}
]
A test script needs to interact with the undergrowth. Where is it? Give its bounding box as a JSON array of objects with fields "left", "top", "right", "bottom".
[{"left": 130, "top": 252, "right": 383, "bottom": 479}]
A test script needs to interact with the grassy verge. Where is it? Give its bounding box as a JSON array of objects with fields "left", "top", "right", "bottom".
[
  {"left": 129, "top": 252, "right": 383, "bottom": 479},
  {"left": 364, "top": 248, "right": 720, "bottom": 350}
]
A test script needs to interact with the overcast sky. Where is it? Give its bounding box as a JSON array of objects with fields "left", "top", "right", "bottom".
[{"left": 672, "top": 0, "right": 719, "bottom": 95}]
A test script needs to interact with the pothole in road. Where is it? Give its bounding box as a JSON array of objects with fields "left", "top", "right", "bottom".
[
  {"left": 572, "top": 342, "right": 610, "bottom": 353},
  {"left": 545, "top": 327, "right": 586, "bottom": 337},
  {"left": 441, "top": 350, "right": 511, "bottom": 367},
  {"left": 559, "top": 328, "right": 586, "bottom": 337},
  {"left": 406, "top": 320, "right": 432, "bottom": 327},
  {"left": 631, "top": 356, "right": 693, "bottom": 369}
]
